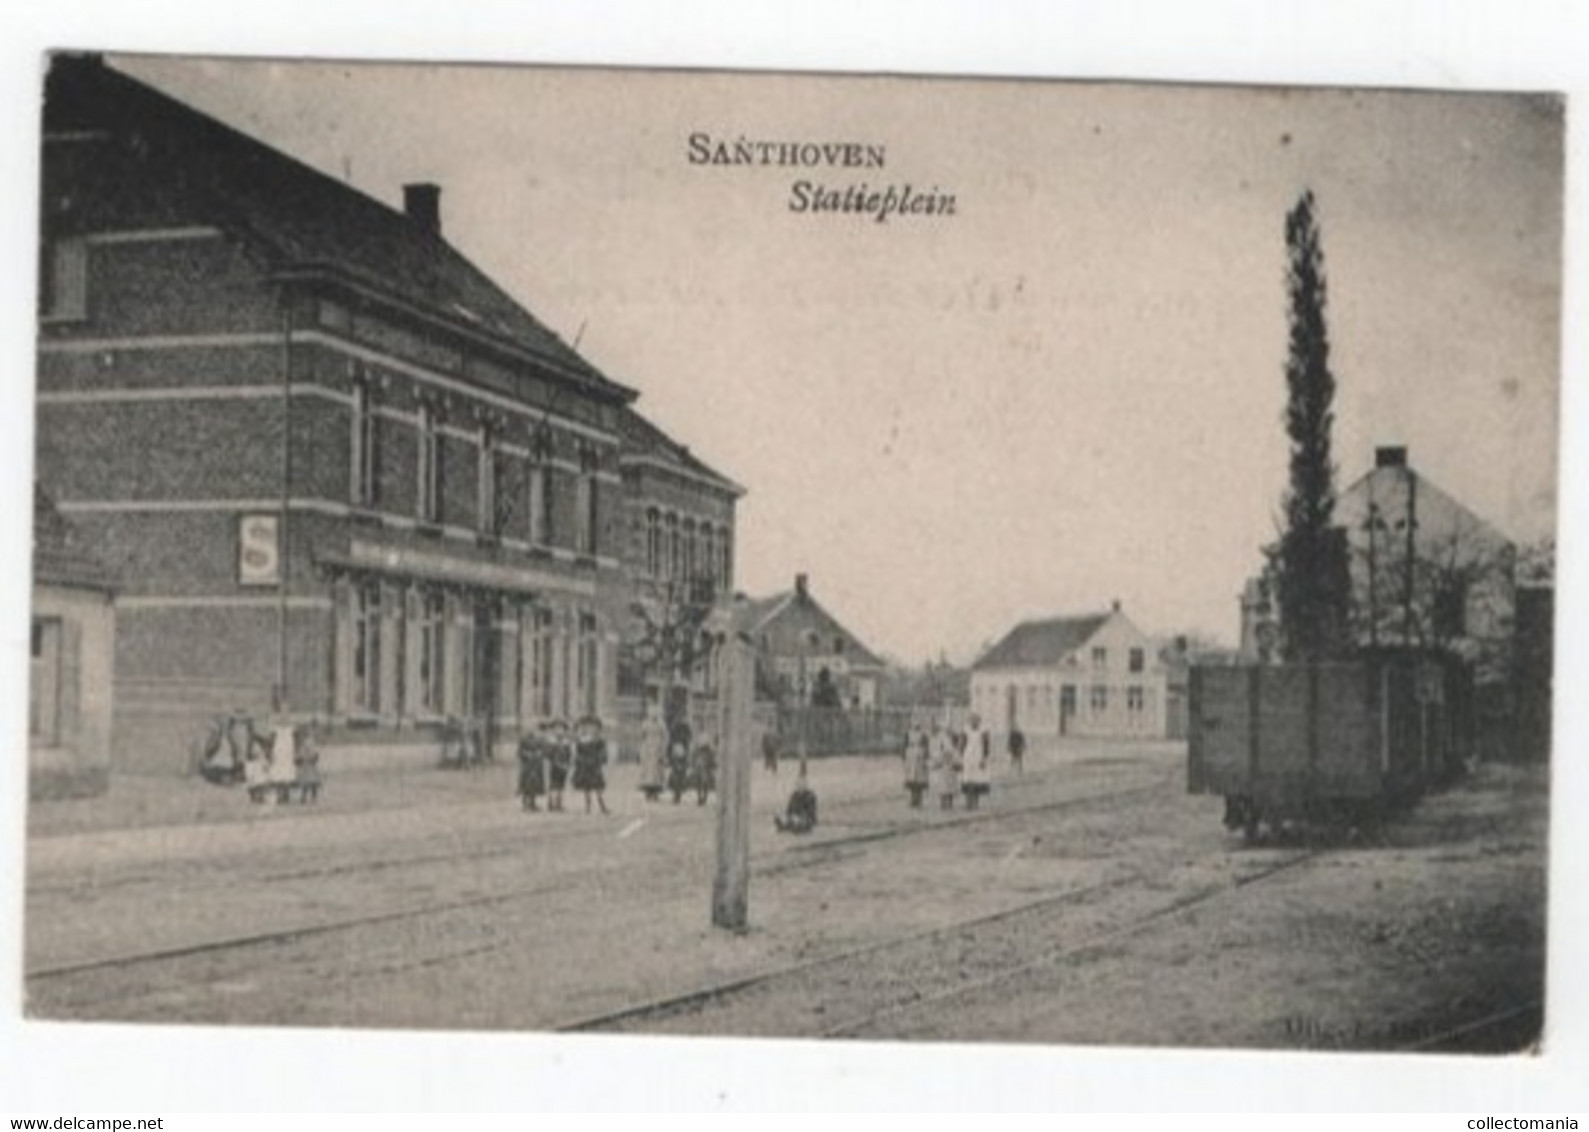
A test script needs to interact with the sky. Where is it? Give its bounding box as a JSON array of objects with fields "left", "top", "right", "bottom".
[{"left": 104, "top": 56, "right": 1565, "bottom": 666}]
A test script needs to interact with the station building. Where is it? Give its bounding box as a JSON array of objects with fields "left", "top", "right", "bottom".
[{"left": 34, "top": 55, "right": 740, "bottom": 772}]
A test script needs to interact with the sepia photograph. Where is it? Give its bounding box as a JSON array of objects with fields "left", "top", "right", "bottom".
[{"left": 4, "top": 3, "right": 1586, "bottom": 1114}]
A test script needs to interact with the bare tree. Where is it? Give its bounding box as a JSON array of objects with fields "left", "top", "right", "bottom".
[{"left": 625, "top": 572, "right": 723, "bottom": 732}]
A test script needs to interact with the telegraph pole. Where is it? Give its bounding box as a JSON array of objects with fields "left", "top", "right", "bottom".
[{"left": 712, "top": 629, "right": 753, "bottom": 931}]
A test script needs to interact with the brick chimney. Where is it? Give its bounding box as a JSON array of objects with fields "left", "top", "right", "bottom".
[
  {"left": 795, "top": 573, "right": 809, "bottom": 600},
  {"left": 403, "top": 182, "right": 442, "bottom": 234},
  {"left": 1375, "top": 445, "right": 1408, "bottom": 469}
]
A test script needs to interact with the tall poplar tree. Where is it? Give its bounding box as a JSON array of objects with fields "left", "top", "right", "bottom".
[{"left": 1276, "top": 191, "right": 1352, "bottom": 661}]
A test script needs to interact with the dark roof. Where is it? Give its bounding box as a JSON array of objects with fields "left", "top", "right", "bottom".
[
  {"left": 737, "top": 586, "right": 886, "bottom": 669},
  {"left": 733, "top": 592, "right": 788, "bottom": 634},
  {"left": 974, "top": 613, "right": 1110, "bottom": 670},
  {"left": 44, "top": 54, "right": 632, "bottom": 404},
  {"left": 617, "top": 408, "right": 743, "bottom": 496},
  {"left": 34, "top": 484, "right": 116, "bottom": 591}
]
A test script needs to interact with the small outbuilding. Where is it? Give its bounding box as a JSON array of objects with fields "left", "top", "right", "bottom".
[{"left": 30, "top": 484, "right": 117, "bottom": 799}]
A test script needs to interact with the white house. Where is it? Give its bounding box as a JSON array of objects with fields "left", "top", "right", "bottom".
[{"left": 970, "top": 602, "right": 1167, "bottom": 739}]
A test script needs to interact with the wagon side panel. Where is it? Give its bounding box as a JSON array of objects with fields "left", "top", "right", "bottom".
[
  {"left": 1188, "top": 666, "right": 1255, "bottom": 797},
  {"left": 1313, "top": 663, "right": 1382, "bottom": 801},
  {"left": 1253, "top": 665, "right": 1311, "bottom": 811}
]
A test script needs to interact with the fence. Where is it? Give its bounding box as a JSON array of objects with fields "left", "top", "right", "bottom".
[{"left": 774, "top": 705, "right": 913, "bottom": 757}]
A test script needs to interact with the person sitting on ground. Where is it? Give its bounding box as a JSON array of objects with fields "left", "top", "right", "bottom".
[
  {"left": 774, "top": 760, "right": 819, "bottom": 834},
  {"left": 692, "top": 737, "right": 718, "bottom": 806}
]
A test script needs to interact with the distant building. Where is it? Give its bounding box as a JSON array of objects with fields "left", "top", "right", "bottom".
[
  {"left": 971, "top": 602, "right": 1167, "bottom": 739},
  {"left": 1158, "top": 635, "right": 1240, "bottom": 741},
  {"left": 31, "top": 485, "right": 117, "bottom": 799},
  {"left": 1239, "top": 445, "right": 1518, "bottom": 680},
  {"left": 1335, "top": 445, "right": 1516, "bottom": 681},
  {"left": 1512, "top": 584, "right": 1554, "bottom": 762},
  {"left": 737, "top": 574, "right": 885, "bottom": 709}
]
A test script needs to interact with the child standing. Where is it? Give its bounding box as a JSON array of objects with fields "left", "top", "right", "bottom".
[
  {"left": 930, "top": 720, "right": 960, "bottom": 811},
  {"left": 904, "top": 722, "right": 930, "bottom": 809},
  {"left": 544, "top": 719, "right": 572, "bottom": 813},
  {"left": 295, "top": 723, "right": 323, "bottom": 804},
  {"left": 244, "top": 746, "right": 270, "bottom": 805},
  {"left": 572, "top": 715, "right": 610, "bottom": 815},
  {"left": 516, "top": 728, "right": 547, "bottom": 812}
]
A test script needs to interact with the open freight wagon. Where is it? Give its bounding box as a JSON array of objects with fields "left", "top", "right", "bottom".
[{"left": 1187, "top": 651, "right": 1472, "bottom": 839}]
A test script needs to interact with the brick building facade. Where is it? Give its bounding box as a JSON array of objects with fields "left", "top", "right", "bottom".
[{"left": 35, "top": 55, "right": 738, "bottom": 772}]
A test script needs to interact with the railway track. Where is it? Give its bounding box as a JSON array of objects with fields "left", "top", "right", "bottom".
[
  {"left": 560, "top": 844, "right": 1323, "bottom": 1037},
  {"left": 25, "top": 774, "right": 1167, "bottom": 988}
]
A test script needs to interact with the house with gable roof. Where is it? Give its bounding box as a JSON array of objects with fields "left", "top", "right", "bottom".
[
  {"left": 737, "top": 574, "right": 886, "bottom": 709},
  {"left": 970, "top": 601, "right": 1167, "bottom": 739}
]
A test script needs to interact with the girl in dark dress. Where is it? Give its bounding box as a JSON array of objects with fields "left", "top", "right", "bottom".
[
  {"left": 516, "top": 728, "right": 547, "bottom": 812},
  {"left": 544, "top": 719, "right": 572, "bottom": 813},
  {"left": 572, "top": 715, "right": 610, "bottom": 815}
]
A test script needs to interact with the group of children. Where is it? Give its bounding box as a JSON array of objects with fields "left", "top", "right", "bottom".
[
  {"left": 514, "top": 715, "right": 611, "bottom": 814},
  {"left": 903, "top": 713, "right": 1017, "bottom": 812},
  {"left": 242, "top": 716, "right": 322, "bottom": 806},
  {"left": 635, "top": 709, "right": 719, "bottom": 806}
]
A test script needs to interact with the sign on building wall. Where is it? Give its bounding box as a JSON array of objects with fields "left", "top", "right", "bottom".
[{"left": 238, "top": 514, "right": 281, "bottom": 586}]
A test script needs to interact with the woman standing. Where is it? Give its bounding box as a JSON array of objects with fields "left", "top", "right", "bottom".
[
  {"left": 930, "top": 720, "right": 960, "bottom": 811},
  {"left": 267, "top": 710, "right": 298, "bottom": 805},
  {"left": 572, "top": 715, "right": 610, "bottom": 815},
  {"left": 637, "top": 705, "right": 667, "bottom": 803},
  {"left": 960, "top": 712, "right": 992, "bottom": 811},
  {"left": 904, "top": 721, "right": 930, "bottom": 808}
]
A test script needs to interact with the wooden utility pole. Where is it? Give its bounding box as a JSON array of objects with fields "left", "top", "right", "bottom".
[{"left": 712, "top": 630, "right": 754, "bottom": 931}]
